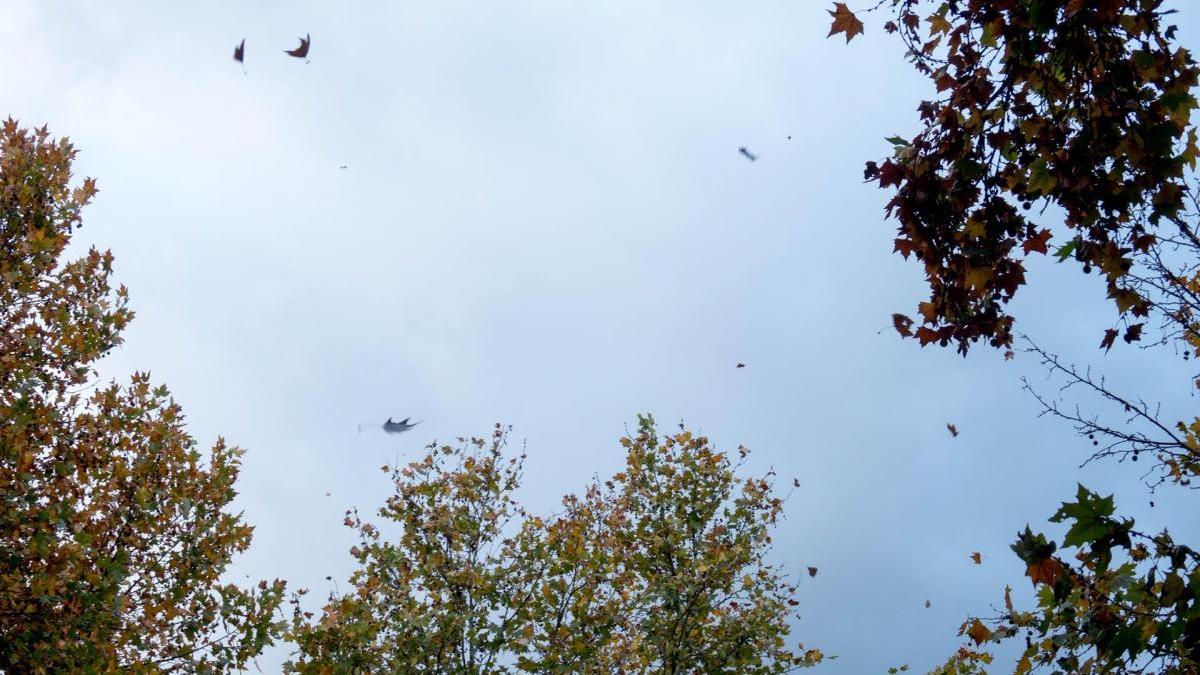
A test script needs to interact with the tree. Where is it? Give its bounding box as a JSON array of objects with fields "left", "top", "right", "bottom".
[
  {"left": 287, "top": 418, "right": 823, "bottom": 673},
  {"left": 830, "top": 0, "right": 1200, "bottom": 671},
  {"left": 0, "top": 120, "right": 284, "bottom": 672}
]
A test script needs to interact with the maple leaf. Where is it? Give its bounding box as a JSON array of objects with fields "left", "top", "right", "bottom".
[
  {"left": 970, "top": 551, "right": 982, "bottom": 565},
  {"left": 927, "top": 11, "right": 952, "bottom": 35},
  {"left": 1100, "top": 328, "right": 1119, "bottom": 352},
  {"left": 1132, "top": 233, "right": 1157, "bottom": 252},
  {"left": 915, "top": 326, "right": 940, "bottom": 346},
  {"left": 965, "top": 618, "right": 992, "bottom": 645},
  {"left": 964, "top": 267, "right": 993, "bottom": 291},
  {"left": 1123, "top": 323, "right": 1144, "bottom": 343},
  {"left": 827, "top": 3, "right": 864, "bottom": 43},
  {"left": 1022, "top": 229, "right": 1052, "bottom": 255},
  {"left": 892, "top": 313, "right": 914, "bottom": 337},
  {"left": 947, "top": 423, "right": 959, "bottom": 437},
  {"left": 1026, "top": 557, "right": 1063, "bottom": 586},
  {"left": 878, "top": 160, "right": 904, "bottom": 187}
]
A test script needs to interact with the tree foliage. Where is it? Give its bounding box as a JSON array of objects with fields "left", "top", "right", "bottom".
[
  {"left": 287, "top": 418, "right": 822, "bottom": 674},
  {"left": 832, "top": 0, "right": 1200, "bottom": 671},
  {"left": 839, "top": 0, "right": 1199, "bottom": 356},
  {"left": 0, "top": 120, "right": 284, "bottom": 672}
]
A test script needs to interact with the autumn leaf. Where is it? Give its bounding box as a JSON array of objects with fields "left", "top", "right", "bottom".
[
  {"left": 807, "top": 566, "right": 819, "bottom": 578},
  {"left": 1123, "top": 323, "right": 1144, "bottom": 343},
  {"left": 827, "top": 3, "right": 864, "bottom": 43},
  {"left": 970, "top": 551, "right": 982, "bottom": 565},
  {"left": 964, "top": 267, "right": 993, "bottom": 291},
  {"left": 1021, "top": 229, "right": 1052, "bottom": 255},
  {"left": 947, "top": 423, "right": 959, "bottom": 437},
  {"left": 893, "top": 313, "right": 914, "bottom": 337},
  {"left": 1026, "top": 558, "right": 1063, "bottom": 586},
  {"left": 1100, "top": 328, "right": 1119, "bottom": 352},
  {"left": 965, "top": 618, "right": 992, "bottom": 645},
  {"left": 878, "top": 160, "right": 904, "bottom": 187}
]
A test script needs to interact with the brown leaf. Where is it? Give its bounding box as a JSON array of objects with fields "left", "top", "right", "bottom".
[
  {"left": 970, "top": 551, "right": 982, "bottom": 565},
  {"left": 827, "top": 3, "right": 864, "bottom": 43},
  {"left": 947, "top": 423, "right": 959, "bottom": 437},
  {"left": 233, "top": 39, "right": 245, "bottom": 64},
  {"left": 1100, "top": 328, "right": 1119, "bottom": 352},
  {"left": 285, "top": 33, "right": 311, "bottom": 58},
  {"left": 807, "top": 566, "right": 819, "bottom": 578},
  {"left": 878, "top": 159, "right": 904, "bottom": 187},
  {"left": 1021, "top": 229, "right": 1052, "bottom": 255},
  {"left": 736, "top": 362, "right": 746, "bottom": 368},
  {"left": 1123, "top": 323, "right": 1144, "bottom": 344},
  {"left": 892, "top": 313, "right": 914, "bottom": 337}
]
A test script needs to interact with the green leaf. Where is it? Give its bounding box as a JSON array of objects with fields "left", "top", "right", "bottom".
[
  {"left": 885, "top": 135, "right": 911, "bottom": 147},
  {"left": 1054, "top": 238, "right": 1079, "bottom": 263},
  {"left": 1050, "top": 484, "right": 1117, "bottom": 548}
]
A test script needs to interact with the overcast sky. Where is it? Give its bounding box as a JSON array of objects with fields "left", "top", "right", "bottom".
[{"left": 3, "top": 2, "right": 1197, "bottom": 671}]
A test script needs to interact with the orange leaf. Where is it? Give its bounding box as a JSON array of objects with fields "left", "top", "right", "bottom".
[
  {"left": 970, "top": 551, "right": 982, "bottom": 565},
  {"left": 1026, "top": 558, "right": 1063, "bottom": 586}
]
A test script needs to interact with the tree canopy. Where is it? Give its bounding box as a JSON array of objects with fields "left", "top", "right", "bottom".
[
  {"left": 0, "top": 120, "right": 284, "bottom": 672},
  {"left": 287, "top": 418, "right": 823, "bottom": 674}
]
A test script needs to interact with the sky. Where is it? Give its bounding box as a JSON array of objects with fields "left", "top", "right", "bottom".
[{"left": 2, "top": 1, "right": 1198, "bottom": 672}]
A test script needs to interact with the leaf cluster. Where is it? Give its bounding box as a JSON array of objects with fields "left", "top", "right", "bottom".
[{"left": 844, "top": 0, "right": 1198, "bottom": 354}]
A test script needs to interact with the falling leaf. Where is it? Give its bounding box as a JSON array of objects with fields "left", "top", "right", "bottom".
[
  {"left": 892, "top": 313, "right": 914, "bottom": 337},
  {"left": 970, "top": 551, "right": 982, "bottom": 565},
  {"left": 1100, "top": 328, "right": 1119, "bottom": 352},
  {"left": 827, "top": 3, "right": 865, "bottom": 43},
  {"left": 736, "top": 363, "right": 746, "bottom": 368},
  {"left": 1004, "top": 350, "right": 1014, "bottom": 360},
  {"left": 285, "top": 33, "right": 311, "bottom": 59},
  {"left": 792, "top": 478, "right": 800, "bottom": 487},
  {"left": 233, "top": 39, "right": 245, "bottom": 64},
  {"left": 924, "top": 599, "right": 931, "bottom": 608},
  {"left": 738, "top": 147, "right": 758, "bottom": 162},
  {"left": 807, "top": 566, "right": 818, "bottom": 578},
  {"left": 947, "top": 423, "right": 959, "bottom": 437}
]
